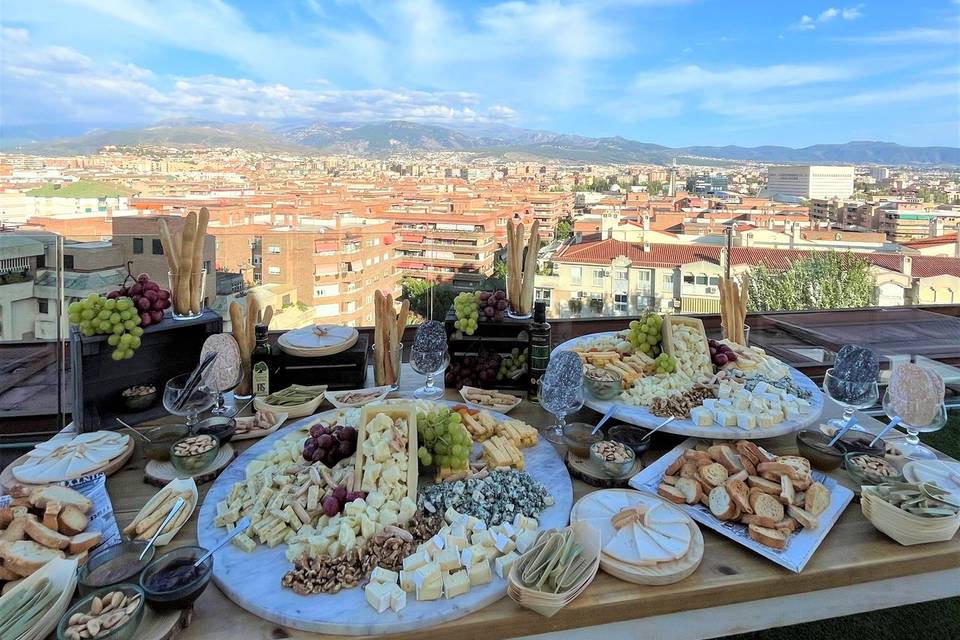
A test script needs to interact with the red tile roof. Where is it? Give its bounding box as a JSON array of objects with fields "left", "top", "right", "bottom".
[
  {"left": 902, "top": 233, "right": 958, "bottom": 248},
  {"left": 552, "top": 238, "right": 960, "bottom": 278}
]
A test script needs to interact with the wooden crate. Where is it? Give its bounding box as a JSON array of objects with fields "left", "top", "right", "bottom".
[
  {"left": 272, "top": 334, "right": 368, "bottom": 390},
  {"left": 71, "top": 310, "right": 223, "bottom": 432},
  {"left": 445, "top": 308, "right": 530, "bottom": 391}
]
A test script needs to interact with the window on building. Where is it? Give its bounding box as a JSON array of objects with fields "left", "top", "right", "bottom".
[
  {"left": 38, "top": 299, "right": 49, "bottom": 314},
  {"left": 204, "top": 260, "right": 212, "bottom": 273},
  {"left": 152, "top": 239, "right": 163, "bottom": 255},
  {"left": 708, "top": 276, "right": 720, "bottom": 286},
  {"left": 614, "top": 293, "right": 628, "bottom": 312},
  {"left": 36, "top": 253, "right": 45, "bottom": 269},
  {"left": 695, "top": 275, "right": 708, "bottom": 285},
  {"left": 268, "top": 266, "right": 281, "bottom": 275},
  {"left": 535, "top": 288, "right": 552, "bottom": 306},
  {"left": 133, "top": 238, "right": 144, "bottom": 254},
  {"left": 592, "top": 268, "right": 604, "bottom": 287},
  {"left": 282, "top": 294, "right": 291, "bottom": 306},
  {"left": 637, "top": 270, "right": 651, "bottom": 283},
  {"left": 663, "top": 273, "right": 674, "bottom": 287},
  {"left": 570, "top": 266, "right": 582, "bottom": 285},
  {"left": 682, "top": 273, "right": 694, "bottom": 284},
  {"left": 268, "top": 246, "right": 281, "bottom": 254},
  {"left": 64, "top": 255, "right": 74, "bottom": 269}
]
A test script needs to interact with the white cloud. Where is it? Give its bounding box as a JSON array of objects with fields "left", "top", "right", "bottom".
[
  {"left": 819, "top": 8, "right": 840, "bottom": 22},
  {"left": 796, "top": 15, "right": 816, "bottom": 31},
  {"left": 842, "top": 26, "right": 960, "bottom": 45},
  {"left": 841, "top": 5, "right": 863, "bottom": 20},
  {"left": 794, "top": 5, "right": 863, "bottom": 30}
]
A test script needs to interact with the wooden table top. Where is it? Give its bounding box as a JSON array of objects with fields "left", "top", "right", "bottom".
[{"left": 101, "top": 367, "right": 960, "bottom": 640}]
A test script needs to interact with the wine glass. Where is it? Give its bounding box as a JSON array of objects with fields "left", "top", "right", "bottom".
[
  {"left": 411, "top": 348, "right": 449, "bottom": 400},
  {"left": 539, "top": 376, "right": 584, "bottom": 440},
  {"left": 163, "top": 373, "right": 215, "bottom": 428},
  {"left": 822, "top": 367, "right": 879, "bottom": 433},
  {"left": 881, "top": 390, "right": 948, "bottom": 460},
  {"left": 208, "top": 366, "right": 243, "bottom": 415}
]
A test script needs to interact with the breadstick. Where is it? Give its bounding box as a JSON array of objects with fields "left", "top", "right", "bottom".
[
  {"left": 176, "top": 212, "right": 198, "bottom": 315},
  {"left": 190, "top": 207, "right": 209, "bottom": 314},
  {"left": 384, "top": 294, "right": 397, "bottom": 383},
  {"left": 134, "top": 493, "right": 178, "bottom": 535},
  {"left": 246, "top": 296, "right": 260, "bottom": 355},
  {"left": 521, "top": 220, "right": 540, "bottom": 314},
  {"left": 396, "top": 299, "right": 409, "bottom": 338},
  {"left": 157, "top": 219, "right": 179, "bottom": 274},
  {"left": 374, "top": 291, "right": 385, "bottom": 383}
]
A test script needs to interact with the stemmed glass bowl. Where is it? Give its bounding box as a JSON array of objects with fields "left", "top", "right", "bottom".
[
  {"left": 822, "top": 367, "right": 879, "bottom": 433},
  {"left": 411, "top": 348, "right": 450, "bottom": 400},
  {"left": 163, "top": 373, "right": 215, "bottom": 428},
  {"left": 539, "top": 377, "right": 585, "bottom": 440},
  {"left": 881, "top": 390, "right": 948, "bottom": 460}
]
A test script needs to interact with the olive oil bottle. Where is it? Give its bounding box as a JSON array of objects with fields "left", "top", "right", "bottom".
[
  {"left": 252, "top": 324, "right": 272, "bottom": 397},
  {"left": 528, "top": 301, "right": 551, "bottom": 402}
]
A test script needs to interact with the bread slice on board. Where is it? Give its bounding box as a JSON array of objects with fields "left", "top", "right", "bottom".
[
  {"left": 709, "top": 486, "right": 737, "bottom": 520},
  {"left": 748, "top": 524, "right": 787, "bottom": 550},
  {"left": 0, "top": 539, "right": 65, "bottom": 576},
  {"left": 805, "top": 482, "right": 830, "bottom": 516}
]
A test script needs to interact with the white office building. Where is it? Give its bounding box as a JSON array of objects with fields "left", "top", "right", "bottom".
[{"left": 766, "top": 165, "right": 855, "bottom": 200}]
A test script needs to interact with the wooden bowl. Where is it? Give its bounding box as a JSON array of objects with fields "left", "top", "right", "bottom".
[{"left": 861, "top": 487, "right": 960, "bottom": 546}]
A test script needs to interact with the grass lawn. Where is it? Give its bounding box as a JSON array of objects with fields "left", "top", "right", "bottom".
[{"left": 726, "top": 410, "right": 960, "bottom": 639}]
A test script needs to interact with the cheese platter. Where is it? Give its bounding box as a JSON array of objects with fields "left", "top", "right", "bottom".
[
  {"left": 195, "top": 400, "right": 572, "bottom": 635},
  {"left": 553, "top": 326, "right": 823, "bottom": 440},
  {"left": 2, "top": 432, "right": 134, "bottom": 491}
]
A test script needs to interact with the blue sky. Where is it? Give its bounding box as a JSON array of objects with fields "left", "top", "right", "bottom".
[{"left": 1, "top": 0, "right": 958, "bottom": 147}]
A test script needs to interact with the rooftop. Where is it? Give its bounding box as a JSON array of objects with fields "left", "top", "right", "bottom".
[{"left": 26, "top": 180, "right": 134, "bottom": 198}]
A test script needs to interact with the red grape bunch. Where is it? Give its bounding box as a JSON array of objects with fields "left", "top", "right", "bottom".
[
  {"left": 108, "top": 263, "right": 171, "bottom": 328},
  {"left": 322, "top": 485, "right": 368, "bottom": 517},
  {"left": 445, "top": 349, "right": 502, "bottom": 389},
  {"left": 303, "top": 424, "right": 358, "bottom": 467},
  {"left": 707, "top": 338, "right": 739, "bottom": 368},
  {"left": 477, "top": 290, "right": 509, "bottom": 322}
]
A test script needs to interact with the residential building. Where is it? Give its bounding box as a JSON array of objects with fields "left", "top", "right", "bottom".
[{"left": 766, "top": 166, "right": 855, "bottom": 200}]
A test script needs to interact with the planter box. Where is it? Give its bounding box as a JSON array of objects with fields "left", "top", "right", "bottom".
[{"left": 70, "top": 310, "right": 223, "bottom": 432}]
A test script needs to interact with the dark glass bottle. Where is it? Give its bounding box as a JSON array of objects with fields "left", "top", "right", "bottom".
[
  {"left": 252, "top": 324, "right": 272, "bottom": 397},
  {"left": 528, "top": 301, "right": 551, "bottom": 402}
]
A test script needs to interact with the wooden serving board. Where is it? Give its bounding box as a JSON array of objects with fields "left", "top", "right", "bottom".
[
  {"left": 0, "top": 435, "right": 135, "bottom": 492},
  {"left": 565, "top": 452, "right": 642, "bottom": 488},
  {"left": 661, "top": 315, "right": 713, "bottom": 380},
  {"left": 278, "top": 325, "right": 358, "bottom": 357},
  {"left": 138, "top": 605, "right": 193, "bottom": 640},
  {"left": 354, "top": 403, "right": 419, "bottom": 501},
  {"left": 144, "top": 444, "right": 236, "bottom": 488}
]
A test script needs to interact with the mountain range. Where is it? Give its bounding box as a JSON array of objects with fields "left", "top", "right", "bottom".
[{"left": 4, "top": 119, "right": 958, "bottom": 165}]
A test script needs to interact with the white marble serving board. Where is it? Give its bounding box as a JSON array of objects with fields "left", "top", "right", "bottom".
[
  {"left": 552, "top": 331, "right": 824, "bottom": 440},
  {"left": 196, "top": 401, "right": 573, "bottom": 635}
]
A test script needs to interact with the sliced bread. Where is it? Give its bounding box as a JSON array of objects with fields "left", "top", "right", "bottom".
[
  {"left": 675, "top": 477, "right": 703, "bottom": 505},
  {"left": 29, "top": 485, "right": 92, "bottom": 513},
  {"left": 664, "top": 455, "right": 685, "bottom": 476},
  {"left": 0, "top": 562, "right": 20, "bottom": 581},
  {"left": 700, "top": 463, "right": 729, "bottom": 487},
  {"left": 756, "top": 461, "right": 801, "bottom": 480},
  {"left": 735, "top": 440, "right": 763, "bottom": 467},
  {"left": 657, "top": 483, "right": 687, "bottom": 505},
  {"left": 679, "top": 461, "right": 698, "bottom": 480},
  {"left": 740, "top": 513, "right": 779, "bottom": 528},
  {"left": 58, "top": 505, "right": 89, "bottom": 536},
  {"left": 805, "top": 482, "right": 831, "bottom": 516},
  {"left": 42, "top": 501, "right": 61, "bottom": 531},
  {"left": 787, "top": 504, "right": 820, "bottom": 529},
  {"left": 0, "top": 507, "right": 13, "bottom": 529},
  {"left": 0, "top": 539, "right": 65, "bottom": 576},
  {"left": 747, "top": 475, "right": 781, "bottom": 495},
  {"left": 24, "top": 519, "right": 70, "bottom": 550},
  {"left": 708, "top": 485, "right": 738, "bottom": 521},
  {"left": 750, "top": 492, "right": 785, "bottom": 522},
  {"left": 729, "top": 469, "right": 749, "bottom": 483},
  {"left": 725, "top": 478, "right": 752, "bottom": 514},
  {"left": 661, "top": 474, "right": 678, "bottom": 486},
  {"left": 779, "top": 475, "right": 796, "bottom": 506},
  {"left": 68, "top": 531, "right": 103, "bottom": 555},
  {"left": 748, "top": 524, "right": 787, "bottom": 550},
  {"left": 774, "top": 516, "right": 798, "bottom": 533}
]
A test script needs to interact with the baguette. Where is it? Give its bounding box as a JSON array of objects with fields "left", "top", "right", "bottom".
[
  {"left": 787, "top": 504, "right": 820, "bottom": 529},
  {"left": 679, "top": 461, "right": 698, "bottom": 480},
  {"left": 747, "top": 475, "right": 783, "bottom": 495},
  {"left": 724, "top": 478, "right": 752, "bottom": 514},
  {"left": 675, "top": 478, "right": 703, "bottom": 505},
  {"left": 756, "top": 462, "right": 801, "bottom": 480},
  {"left": 804, "top": 482, "right": 830, "bottom": 516},
  {"left": 708, "top": 486, "right": 737, "bottom": 521},
  {"left": 58, "top": 505, "right": 89, "bottom": 536},
  {"left": 656, "top": 483, "right": 687, "bottom": 505},
  {"left": 0, "top": 539, "right": 65, "bottom": 576},
  {"left": 700, "top": 463, "right": 729, "bottom": 487},
  {"left": 748, "top": 524, "right": 787, "bottom": 550},
  {"left": 68, "top": 531, "right": 102, "bottom": 555},
  {"left": 750, "top": 492, "right": 785, "bottom": 522},
  {"left": 740, "top": 514, "right": 779, "bottom": 528},
  {"left": 24, "top": 519, "right": 70, "bottom": 550},
  {"left": 28, "top": 485, "right": 91, "bottom": 513}
]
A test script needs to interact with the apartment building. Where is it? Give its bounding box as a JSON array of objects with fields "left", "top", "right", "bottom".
[
  {"left": 524, "top": 193, "right": 572, "bottom": 241},
  {"left": 878, "top": 204, "right": 960, "bottom": 243},
  {"left": 766, "top": 166, "right": 854, "bottom": 200},
  {"left": 26, "top": 181, "right": 133, "bottom": 217},
  {"left": 540, "top": 236, "right": 960, "bottom": 318}
]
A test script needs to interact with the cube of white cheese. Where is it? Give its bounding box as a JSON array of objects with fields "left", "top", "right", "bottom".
[
  {"left": 435, "top": 546, "right": 462, "bottom": 572},
  {"left": 468, "top": 560, "right": 493, "bottom": 586},
  {"left": 365, "top": 582, "right": 391, "bottom": 613},
  {"left": 690, "top": 406, "right": 713, "bottom": 427},
  {"left": 460, "top": 544, "right": 486, "bottom": 567},
  {"left": 386, "top": 583, "right": 406, "bottom": 612},
  {"left": 472, "top": 530, "right": 495, "bottom": 547},
  {"left": 714, "top": 409, "right": 737, "bottom": 427},
  {"left": 415, "top": 578, "right": 442, "bottom": 601},
  {"left": 735, "top": 412, "right": 756, "bottom": 430},
  {"left": 515, "top": 529, "right": 539, "bottom": 553},
  {"left": 701, "top": 398, "right": 719, "bottom": 411},
  {"left": 423, "top": 533, "right": 445, "bottom": 556},
  {"left": 756, "top": 413, "right": 777, "bottom": 428},
  {"left": 493, "top": 533, "right": 516, "bottom": 555},
  {"left": 444, "top": 506, "right": 462, "bottom": 524},
  {"left": 398, "top": 570, "right": 415, "bottom": 592},
  {"left": 753, "top": 381, "right": 769, "bottom": 394},
  {"left": 443, "top": 570, "right": 471, "bottom": 598},
  {"left": 494, "top": 551, "right": 519, "bottom": 578},
  {"left": 444, "top": 533, "right": 469, "bottom": 551},
  {"left": 796, "top": 398, "right": 811, "bottom": 413},
  {"left": 371, "top": 566, "right": 399, "bottom": 585},
  {"left": 513, "top": 514, "right": 538, "bottom": 531},
  {"left": 403, "top": 550, "right": 431, "bottom": 571},
  {"left": 414, "top": 562, "right": 441, "bottom": 587}
]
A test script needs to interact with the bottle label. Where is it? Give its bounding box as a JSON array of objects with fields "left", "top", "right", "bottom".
[
  {"left": 252, "top": 361, "right": 269, "bottom": 397},
  {"left": 529, "top": 343, "right": 550, "bottom": 372}
]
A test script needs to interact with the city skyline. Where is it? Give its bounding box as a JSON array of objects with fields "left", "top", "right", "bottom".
[{"left": 2, "top": 0, "right": 959, "bottom": 148}]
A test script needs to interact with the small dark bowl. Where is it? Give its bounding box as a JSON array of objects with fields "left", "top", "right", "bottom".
[
  {"left": 796, "top": 429, "right": 844, "bottom": 471},
  {"left": 607, "top": 424, "right": 652, "bottom": 456},
  {"left": 78, "top": 539, "right": 155, "bottom": 595},
  {"left": 838, "top": 431, "right": 885, "bottom": 457},
  {"left": 141, "top": 424, "right": 190, "bottom": 461},
  {"left": 563, "top": 422, "right": 603, "bottom": 458},
  {"left": 123, "top": 388, "right": 157, "bottom": 411},
  {"left": 139, "top": 545, "right": 213, "bottom": 610},
  {"left": 194, "top": 416, "right": 237, "bottom": 445}
]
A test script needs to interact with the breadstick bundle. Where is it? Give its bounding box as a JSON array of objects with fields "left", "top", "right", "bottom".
[
  {"left": 230, "top": 295, "right": 260, "bottom": 397},
  {"left": 373, "top": 291, "right": 409, "bottom": 387},
  {"left": 158, "top": 206, "right": 209, "bottom": 317},
  {"left": 506, "top": 219, "right": 540, "bottom": 317},
  {"left": 719, "top": 275, "right": 749, "bottom": 345}
]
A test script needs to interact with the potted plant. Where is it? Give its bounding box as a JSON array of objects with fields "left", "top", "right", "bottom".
[
  {"left": 589, "top": 297, "right": 604, "bottom": 313},
  {"left": 568, "top": 298, "right": 583, "bottom": 314}
]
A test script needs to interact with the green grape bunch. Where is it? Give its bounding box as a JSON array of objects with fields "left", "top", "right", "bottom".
[
  {"left": 653, "top": 352, "right": 676, "bottom": 374},
  {"left": 416, "top": 407, "right": 473, "bottom": 470},
  {"left": 68, "top": 293, "right": 144, "bottom": 361},
  {"left": 452, "top": 291, "right": 480, "bottom": 336},
  {"left": 627, "top": 313, "right": 663, "bottom": 357}
]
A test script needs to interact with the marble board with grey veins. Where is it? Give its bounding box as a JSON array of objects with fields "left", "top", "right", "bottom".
[{"left": 197, "top": 401, "right": 573, "bottom": 635}]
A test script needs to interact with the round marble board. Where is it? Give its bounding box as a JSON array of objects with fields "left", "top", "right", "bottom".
[
  {"left": 552, "top": 331, "right": 824, "bottom": 440},
  {"left": 197, "top": 400, "right": 573, "bottom": 635}
]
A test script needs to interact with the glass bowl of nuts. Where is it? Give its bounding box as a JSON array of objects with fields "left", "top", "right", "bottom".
[
  {"left": 582, "top": 367, "right": 622, "bottom": 400},
  {"left": 168, "top": 434, "right": 219, "bottom": 475},
  {"left": 843, "top": 452, "right": 904, "bottom": 486},
  {"left": 590, "top": 440, "right": 636, "bottom": 477},
  {"left": 57, "top": 583, "right": 145, "bottom": 640}
]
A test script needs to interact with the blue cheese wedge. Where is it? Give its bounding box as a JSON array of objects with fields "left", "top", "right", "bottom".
[
  {"left": 468, "top": 559, "right": 493, "bottom": 586},
  {"left": 443, "top": 570, "right": 471, "bottom": 598},
  {"left": 365, "top": 582, "right": 391, "bottom": 613},
  {"left": 494, "top": 551, "right": 519, "bottom": 578}
]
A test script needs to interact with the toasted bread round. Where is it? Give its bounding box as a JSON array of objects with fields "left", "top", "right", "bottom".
[
  {"left": 664, "top": 455, "right": 685, "bottom": 476},
  {"left": 68, "top": 531, "right": 103, "bottom": 555},
  {"left": 57, "top": 505, "right": 89, "bottom": 536},
  {"left": 0, "top": 539, "right": 65, "bottom": 576},
  {"left": 657, "top": 483, "right": 687, "bottom": 505},
  {"left": 787, "top": 504, "right": 820, "bottom": 529},
  {"left": 724, "top": 478, "right": 752, "bottom": 514},
  {"left": 675, "top": 477, "right": 703, "bottom": 505},
  {"left": 708, "top": 485, "right": 737, "bottom": 521},
  {"left": 748, "top": 524, "right": 787, "bottom": 550},
  {"left": 740, "top": 514, "right": 779, "bottom": 528},
  {"left": 750, "top": 492, "right": 785, "bottom": 522},
  {"left": 805, "top": 482, "right": 830, "bottom": 516},
  {"left": 700, "top": 463, "right": 729, "bottom": 487}
]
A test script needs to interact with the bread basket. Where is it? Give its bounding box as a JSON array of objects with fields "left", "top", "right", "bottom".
[{"left": 861, "top": 485, "right": 960, "bottom": 546}]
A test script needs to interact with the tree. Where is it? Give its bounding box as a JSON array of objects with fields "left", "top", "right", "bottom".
[
  {"left": 555, "top": 218, "right": 573, "bottom": 241},
  {"left": 643, "top": 180, "right": 662, "bottom": 195},
  {"left": 492, "top": 258, "right": 508, "bottom": 281},
  {"left": 747, "top": 251, "right": 874, "bottom": 312}
]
